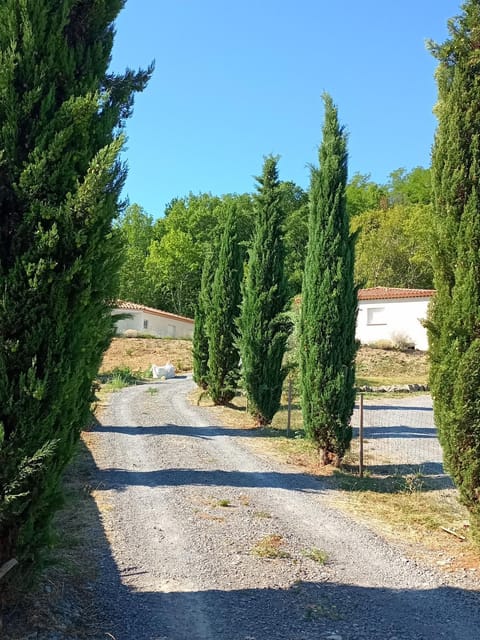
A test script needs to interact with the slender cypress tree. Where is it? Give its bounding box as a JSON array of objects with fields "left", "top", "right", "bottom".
[
  {"left": 428, "top": 2, "right": 480, "bottom": 535},
  {"left": 193, "top": 248, "right": 216, "bottom": 389},
  {"left": 299, "top": 95, "right": 357, "bottom": 465},
  {"left": 238, "top": 156, "right": 292, "bottom": 425},
  {"left": 0, "top": 1, "right": 150, "bottom": 582},
  {"left": 207, "top": 203, "right": 242, "bottom": 404}
]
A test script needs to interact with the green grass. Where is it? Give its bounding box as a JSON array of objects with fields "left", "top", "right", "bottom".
[
  {"left": 146, "top": 387, "right": 159, "bottom": 396},
  {"left": 97, "top": 366, "right": 143, "bottom": 391},
  {"left": 301, "top": 547, "right": 328, "bottom": 564}
]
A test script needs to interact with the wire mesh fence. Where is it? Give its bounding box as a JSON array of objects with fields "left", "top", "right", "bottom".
[
  {"left": 272, "top": 379, "right": 447, "bottom": 480},
  {"left": 350, "top": 394, "right": 445, "bottom": 478}
]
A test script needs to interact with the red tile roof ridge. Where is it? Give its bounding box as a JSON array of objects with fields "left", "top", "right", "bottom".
[
  {"left": 113, "top": 300, "right": 194, "bottom": 323},
  {"left": 358, "top": 287, "right": 435, "bottom": 301}
]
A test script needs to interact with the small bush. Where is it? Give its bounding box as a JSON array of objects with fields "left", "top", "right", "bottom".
[{"left": 391, "top": 332, "right": 415, "bottom": 350}]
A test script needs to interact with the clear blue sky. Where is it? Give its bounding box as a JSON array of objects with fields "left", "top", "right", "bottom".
[{"left": 110, "top": 0, "right": 460, "bottom": 218}]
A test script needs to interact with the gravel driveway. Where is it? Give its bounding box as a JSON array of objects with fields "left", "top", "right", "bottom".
[{"left": 89, "top": 376, "right": 480, "bottom": 640}]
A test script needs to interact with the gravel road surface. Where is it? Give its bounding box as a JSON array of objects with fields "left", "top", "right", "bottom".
[{"left": 89, "top": 377, "right": 480, "bottom": 640}]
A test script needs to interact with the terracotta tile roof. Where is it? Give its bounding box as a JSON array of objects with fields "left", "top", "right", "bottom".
[
  {"left": 113, "top": 300, "right": 194, "bottom": 323},
  {"left": 358, "top": 287, "right": 435, "bottom": 301}
]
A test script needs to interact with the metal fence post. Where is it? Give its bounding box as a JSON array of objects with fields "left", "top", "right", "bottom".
[{"left": 359, "top": 393, "right": 364, "bottom": 478}]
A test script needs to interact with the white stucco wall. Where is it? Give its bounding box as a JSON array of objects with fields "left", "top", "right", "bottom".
[
  {"left": 356, "top": 297, "right": 431, "bottom": 351},
  {"left": 141, "top": 311, "right": 193, "bottom": 339},
  {"left": 112, "top": 309, "right": 194, "bottom": 339},
  {"left": 113, "top": 310, "right": 144, "bottom": 334}
]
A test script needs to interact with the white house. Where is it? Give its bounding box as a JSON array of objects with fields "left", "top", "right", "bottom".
[
  {"left": 112, "top": 301, "right": 194, "bottom": 339},
  {"left": 356, "top": 287, "right": 435, "bottom": 351}
]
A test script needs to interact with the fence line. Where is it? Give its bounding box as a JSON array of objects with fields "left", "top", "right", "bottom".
[{"left": 273, "top": 382, "right": 447, "bottom": 479}]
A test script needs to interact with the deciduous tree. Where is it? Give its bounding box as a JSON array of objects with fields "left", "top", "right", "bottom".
[
  {"left": 351, "top": 203, "right": 433, "bottom": 288},
  {"left": 117, "top": 204, "right": 153, "bottom": 303},
  {"left": 145, "top": 229, "right": 202, "bottom": 316}
]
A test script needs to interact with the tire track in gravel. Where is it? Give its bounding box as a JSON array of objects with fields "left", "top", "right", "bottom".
[{"left": 89, "top": 376, "right": 480, "bottom": 640}]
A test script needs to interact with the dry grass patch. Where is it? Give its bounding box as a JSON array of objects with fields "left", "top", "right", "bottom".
[
  {"left": 330, "top": 471, "right": 480, "bottom": 573},
  {"left": 196, "top": 512, "right": 226, "bottom": 523},
  {"left": 252, "top": 534, "right": 291, "bottom": 559},
  {"left": 190, "top": 388, "right": 259, "bottom": 431}
]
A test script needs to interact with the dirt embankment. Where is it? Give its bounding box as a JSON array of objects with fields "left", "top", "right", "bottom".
[
  {"left": 356, "top": 346, "right": 429, "bottom": 385},
  {"left": 100, "top": 337, "right": 193, "bottom": 374},
  {"left": 101, "top": 339, "right": 429, "bottom": 386}
]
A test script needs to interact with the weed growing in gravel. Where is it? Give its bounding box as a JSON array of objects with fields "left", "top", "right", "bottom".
[
  {"left": 253, "top": 510, "right": 272, "bottom": 519},
  {"left": 301, "top": 547, "right": 328, "bottom": 564},
  {"left": 304, "top": 601, "right": 344, "bottom": 621},
  {"left": 146, "top": 387, "right": 159, "bottom": 396},
  {"left": 216, "top": 499, "right": 231, "bottom": 507},
  {"left": 252, "top": 534, "right": 290, "bottom": 558}
]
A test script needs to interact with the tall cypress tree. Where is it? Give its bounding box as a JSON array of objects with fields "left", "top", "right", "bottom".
[
  {"left": 238, "top": 156, "right": 292, "bottom": 426},
  {"left": 299, "top": 95, "right": 357, "bottom": 465},
  {"left": 0, "top": 1, "right": 150, "bottom": 581},
  {"left": 428, "top": 2, "right": 480, "bottom": 535},
  {"left": 207, "top": 203, "right": 242, "bottom": 404},
  {"left": 193, "top": 248, "right": 216, "bottom": 389}
]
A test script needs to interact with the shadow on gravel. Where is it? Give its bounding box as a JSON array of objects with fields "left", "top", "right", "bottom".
[
  {"left": 94, "top": 422, "right": 262, "bottom": 439},
  {"left": 109, "top": 581, "right": 480, "bottom": 640},
  {"left": 361, "top": 404, "right": 433, "bottom": 412},
  {"left": 353, "top": 425, "right": 438, "bottom": 440},
  {"left": 94, "top": 467, "right": 326, "bottom": 492},
  {"left": 94, "top": 466, "right": 451, "bottom": 494}
]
